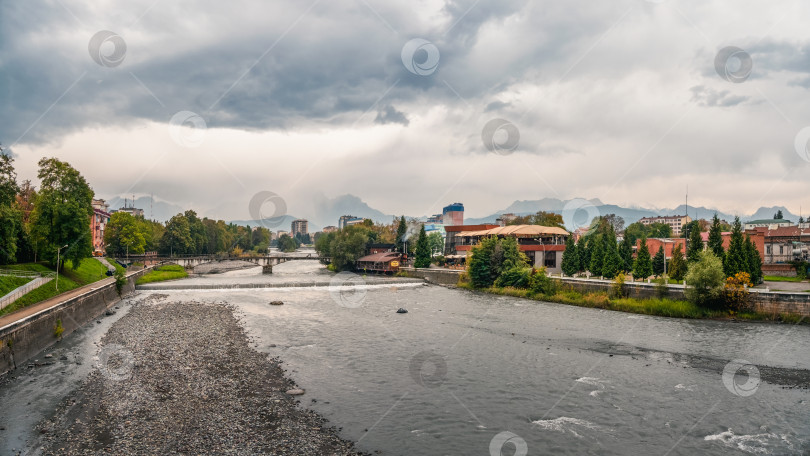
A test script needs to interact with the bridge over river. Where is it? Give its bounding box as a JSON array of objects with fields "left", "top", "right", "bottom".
[{"left": 128, "top": 252, "right": 328, "bottom": 273}]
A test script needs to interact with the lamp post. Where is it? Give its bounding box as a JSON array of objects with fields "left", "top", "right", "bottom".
[{"left": 56, "top": 244, "right": 68, "bottom": 291}]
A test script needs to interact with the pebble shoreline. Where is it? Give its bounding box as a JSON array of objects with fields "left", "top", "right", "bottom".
[{"left": 36, "top": 294, "right": 368, "bottom": 455}]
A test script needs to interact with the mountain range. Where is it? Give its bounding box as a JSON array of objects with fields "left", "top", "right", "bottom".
[{"left": 105, "top": 194, "right": 803, "bottom": 232}]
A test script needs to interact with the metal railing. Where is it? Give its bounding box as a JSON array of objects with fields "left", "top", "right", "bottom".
[{"left": 0, "top": 268, "right": 55, "bottom": 279}]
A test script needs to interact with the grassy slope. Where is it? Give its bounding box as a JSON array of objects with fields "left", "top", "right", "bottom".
[
  {"left": 0, "top": 275, "right": 34, "bottom": 296},
  {"left": 0, "top": 258, "right": 108, "bottom": 318},
  {"left": 135, "top": 264, "right": 188, "bottom": 285},
  {"left": 763, "top": 275, "right": 807, "bottom": 283}
]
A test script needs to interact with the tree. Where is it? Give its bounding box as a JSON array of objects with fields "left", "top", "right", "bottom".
[
  {"left": 161, "top": 214, "right": 193, "bottom": 255},
  {"left": 800, "top": 216, "right": 806, "bottom": 224},
  {"left": 427, "top": 231, "right": 444, "bottom": 256},
  {"left": 618, "top": 237, "right": 633, "bottom": 273},
  {"left": 0, "top": 153, "right": 22, "bottom": 264},
  {"left": 633, "top": 236, "right": 653, "bottom": 280},
  {"left": 395, "top": 216, "right": 407, "bottom": 253},
  {"left": 467, "top": 236, "right": 527, "bottom": 288},
  {"left": 601, "top": 226, "right": 622, "bottom": 279},
  {"left": 314, "top": 225, "right": 370, "bottom": 271},
  {"left": 414, "top": 225, "right": 431, "bottom": 268},
  {"left": 277, "top": 234, "right": 299, "bottom": 253},
  {"left": 774, "top": 209, "right": 784, "bottom": 219},
  {"left": 652, "top": 245, "right": 666, "bottom": 277},
  {"left": 599, "top": 214, "right": 625, "bottom": 234},
  {"left": 577, "top": 238, "right": 590, "bottom": 274},
  {"left": 561, "top": 235, "right": 579, "bottom": 276},
  {"left": 648, "top": 222, "right": 673, "bottom": 238},
  {"left": 686, "top": 221, "right": 703, "bottom": 263},
  {"left": 508, "top": 211, "right": 565, "bottom": 229},
  {"left": 707, "top": 213, "right": 725, "bottom": 260},
  {"left": 745, "top": 236, "right": 763, "bottom": 284},
  {"left": 684, "top": 250, "right": 725, "bottom": 307},
  {"left": 184, "top": 210, "right": 207, "bottom": 254},
  {"left": 669, "top": 243, "right": 687, "bottom": 281},
  {"left": 105, "top": 212, "right": 146, "bottom": 256},
  {"left": 724, "top": 217, "right": 747, "bottom": 277},
  {"left": 623, "top": 222, "right": 647, "bottom": 246},
  {"left": 588, "top": 234, "right": 604, "bottom": 276},
  {"left": 30, "top": 158, "right": 94, "bottom": 269}
]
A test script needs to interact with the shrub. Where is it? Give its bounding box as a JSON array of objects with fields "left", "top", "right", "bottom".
[
  {"left": 611, "top": 272, "right": 627, "bottom": 298},
  {"left": 457, "top": 270, "right": 470, "bottom": 286},
  {"left": 684, "top": 250, "right": 725, "bottom": 307},
  {"left": 528, "top": 267, "right": 554, "bottom": 295},
  {"left": 433, "top": 255, "right": 446, "bottom": 267},
  {"left": 723, "top": 272, "right": 752, "bottom": 311},
  {"left": 54, "top": 319, "right": 64, "bottom": 339},
  {"left": 495, "top": 267, "right": 531, "bottom": 288},
  {"left": 114, "top": 267, "right": 127, "bottom": 296}
]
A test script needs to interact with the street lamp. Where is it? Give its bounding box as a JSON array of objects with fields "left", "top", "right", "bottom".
[{"left": 56, "top": 244, "right": 68, "bottom": 291}]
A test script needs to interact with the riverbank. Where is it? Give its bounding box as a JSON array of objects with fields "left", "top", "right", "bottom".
[
  {"left": 34, "top": 294, "right": 366, "bottom": 455},
  {"left": 193, "top": 260, "right": 264, "bottom": 274},
  {"left": 455, "top": 283, "right": 807, "bottom": 324}
]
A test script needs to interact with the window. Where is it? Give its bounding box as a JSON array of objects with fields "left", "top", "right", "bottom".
[
  {"left": 766, "top": 245, "right": 771, "bottom": 254},
  {"left": 780, "top": 245, "right": 784, "bottom": 255},
  {"left": 544, "top": 252, "right": 556, "bottom": 268}
]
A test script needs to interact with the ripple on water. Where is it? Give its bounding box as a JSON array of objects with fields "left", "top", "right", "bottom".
[
  {"left": 531, "top": 417, "right": 611, "bottom": 440},
  {"left": 704, "top": 428, "right": 802, "bottom": 454}
]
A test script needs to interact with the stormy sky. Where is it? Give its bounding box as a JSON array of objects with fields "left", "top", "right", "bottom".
[{"left": 2, "top": 0, "right": 810, "bottom": 221}]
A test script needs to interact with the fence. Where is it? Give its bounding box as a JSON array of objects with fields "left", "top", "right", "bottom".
[{"left": 0, "top": 277, "right": 54, "bottom": 310}]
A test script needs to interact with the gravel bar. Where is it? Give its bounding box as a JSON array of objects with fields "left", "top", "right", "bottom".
[{"left": 36, "top": 294, "right": 368, "bottom": 455}]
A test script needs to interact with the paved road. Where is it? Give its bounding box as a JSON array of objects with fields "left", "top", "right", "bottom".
[{"left": 0, "top": 267, "right": 143, "bottom": 330}]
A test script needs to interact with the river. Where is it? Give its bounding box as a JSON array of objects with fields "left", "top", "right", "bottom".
[{"left": 2, "top": 260, "right": 809, "bottom": 455}]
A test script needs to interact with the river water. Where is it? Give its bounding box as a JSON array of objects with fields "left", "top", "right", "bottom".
[{"left": 2, "top": 260, "right": 809, "bottom": 455}]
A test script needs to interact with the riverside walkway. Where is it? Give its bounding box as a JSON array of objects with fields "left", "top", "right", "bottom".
[{"left": 0, "top": 267, "right": 144, "bottom": 330}]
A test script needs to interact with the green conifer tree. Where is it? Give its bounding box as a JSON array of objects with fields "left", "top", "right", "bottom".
[
  {"left": 669, "top": 242, "right": 687, "bottom": 281},
  {"left": 561, "top": 235, "right": 579, "bottom": 277},
  {"left": 687, "top": 222, "right": 704, "bottom": 263},
  {"left": 707, "top": 213, "right": 725, "bottom": 260},
  {"left": 653, "top": 245, "right": 666, "bottom": 277},
  {"left": 633, "top": 236, "right": 653, "bottom": 281},
  {"left": 724, "top": 216, "right": 746, "bottom": 277},
  {"left": 589, "top": 234, "right": 604, "bottom": 277},
  {"left": 414, "top": 224, "right": 431, "bottom": 268}
]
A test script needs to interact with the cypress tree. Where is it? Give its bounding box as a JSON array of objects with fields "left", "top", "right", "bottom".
[
  {"left": 561, "top": 235, "right": 579, "bottom": 277},
  {"left": 633, "top": 236, "right": 653, "bottom": 281},
  {"left": 589, "top": 234, "right": 604, "bottom": 276},
  {"left": 653, "top": 245, "right": 666, "bottom": 277},
  {"left": 745, "top": 235, "right": 763, "bottom": 283},
  {"left": 669, "top": 242, "right": 687, "bottom": 281},
  {"left": 618, "top": 237, "right": 633, "bottom": 273},
  {"left": 724, "top": 216, "right": 746, "bottom": 277},
  {"left": 707, "top": 213, "right": 725, "bottom": 259},
  {"left": 601, "top": 227, "right": 621, "bottom": 279},
  {"left": 395, "top": 216, "right": 407, "bottom": 253},
  {"left": 414, "top": 225, "right": 431, "bottom": 268},
  {"left": 578, "top": 238, "right": 590, "bottom": 273},
  {"left": 687, "top": 221, "right": 704, "bottom": 263}
]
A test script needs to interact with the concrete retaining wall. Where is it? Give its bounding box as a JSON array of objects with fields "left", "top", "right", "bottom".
[
  {"left": 0, "top": 269, "right": 149, "bottom": 376},
  {"left": 554, "top": 277, "right": 688, "bottom": 300},
  {"left": 401, "top": 267, "right": 463, "bottom": 285}
]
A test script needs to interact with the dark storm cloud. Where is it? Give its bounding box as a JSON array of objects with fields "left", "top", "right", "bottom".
[{"left": 374, "top": 105, "right": 409, "bottom": 126}]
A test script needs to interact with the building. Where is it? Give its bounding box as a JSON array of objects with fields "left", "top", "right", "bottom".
[
  {"left": 338, "top": 215, "right": 364, "bottom": 229},
  {"left": 442, "top": 203, "right": 464, "bottom": 226},
  {"left": 423, "top": 223, "right": 446, "bottom": 254},
  {"left": 638, "top": 215, "right": 692, "bottom": 236},
  {"left": 90, "top": 199, "right": 111, "bottom": 256},
  {"left": 112, "top": 198, "right": 144, "bottom": 218},
  {"left": 322, "top": 226, "right": 338, "bottom": 233},
  {"left": 755, "top": 226, "right": 810, "bottom": 264},
  {"left": 426, "top": 214, "right": 443, "bottom": 223},
  {"left": 444, "top": 224, "right": 499, "bottom": 256},
  {"left": 744, "top": 219, "right": 793, "bottom": 231},
  {"left": 637, "top": 238, "right": 687, "bottom": 259},
  {"left": 356, "top": 251, "right": 402, "bottom": 274},
  {"left": 274, "top": 230, "right": 289, "bottom": 239},
  {"left": 368, "top": 243, "right": 396, "bottom": 254},
  {"left": 447, "top": 224, "right": 570, "bottom": 274},
  {"left": 291, "top": 219, "right": 308, "bottom": 237},
  {"left": 496, "top": 213, "right": 518, "bottom": 226}
]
